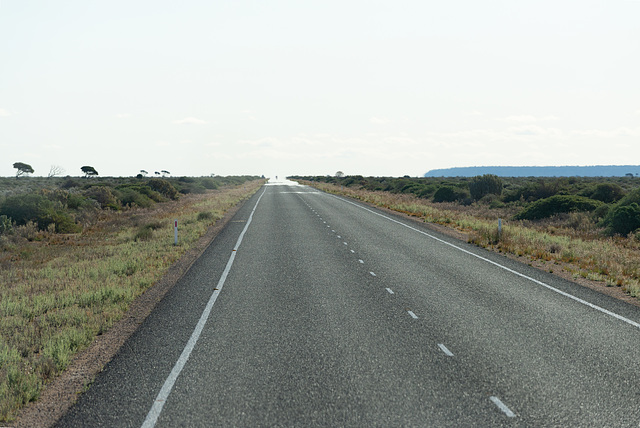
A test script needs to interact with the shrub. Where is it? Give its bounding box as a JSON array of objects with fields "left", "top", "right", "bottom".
[
  {"left": 199, "top": 178, "right": 219, "bottom": 190},
  {"left": 116, "top": 188, "right": 153, "bottom": 208},
  {"left": 514, "top": 195, "right": 603, "bottom": 220},
  {"left": 178, "top": 182, "right": 207, "bottom": 195},
  {"left": 49, "top": 211, "right": 82, "bottom": 234},
  {"left": 605, "top": 203, "right": 640, "bottom": 236},
  {"left": 0, "top": 194, "right": 53, "bottom": 227},
  {"left": 197, "top": 211, "right": 214, "bottom": 221},
  {"left": 83, "top": 186, "right": 119, "bottom": 209},
  {"left": 0, "top": 214, "right": 12, "bottom": 235},
  {"left": 590, "top": 183, "right": 625, "bottom": 203},
  {"left": 148, "top": 179, "right": 179, "bottom": 200},
  {"left": 67, "top": 194, "right": 94, "bottom": 210},
  {"left": 469, "top": 174, "right": 503, "bottom": 201},
  {"left": 503, "top": 178, "right": 566, "bottom": 202},
  {"left": 433, "top": 186, "right": 468, "bottom": 203}
]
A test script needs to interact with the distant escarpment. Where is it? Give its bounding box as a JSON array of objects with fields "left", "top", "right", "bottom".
[{"left": 424, "top": 165, "right": 640, "bottom": 177}]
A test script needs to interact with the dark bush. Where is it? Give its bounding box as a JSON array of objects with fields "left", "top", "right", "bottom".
[
  {"left": 514, "top": 195, "right": 603, "bottom": 220},
  {"left": 0, "top": 194, "right": 53, "bottom": 227},
  {"left": 148, "top": 179, "right": 179, "bottom": 200},
  {"left": 606, "top": 203, "right": 640, "bottom": 236},
  {"left": 0, "top": 193, "right": 81, "bottom": 232},
  {"left": 503, "top": 178, "right": 567, "bottom": 202},
  {"left": 199, "top": 178, "right": 219, "bottom": 190},
  {"left": 178, "top": 182, "right": 207, "bottom": 195},
  {"left": 0, "top": 214, "right": 12, "bottom": 234},
  {"left": 49, "top": 211, "right": 82, "bottom": 233},
  {"left": 197, "top": 211, "right": 214, "bottom": 221},
  {"left": 67, "top": 194, "right": 94, "bottom": 210},
  {"left": 590, "top": 183, "right": 625, "bottom": 203},
  {"left": 469, "top": 174, "right": 503, "bottom": 201},
  {"left": 84, "top": 186, "right": 119, "bottom": 209},
  {"left": 433, "top": 186, "right": 468, "bottom": 203},
  {"left": 116, "top": 188, "right": 153, "bottom": 208}
]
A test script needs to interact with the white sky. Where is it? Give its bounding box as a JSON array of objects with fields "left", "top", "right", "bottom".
[{"left": 1, "top": 1, "right": 638, "bottom": 178}]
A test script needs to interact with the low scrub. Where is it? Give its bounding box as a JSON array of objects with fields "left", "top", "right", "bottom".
[{"left": 514, "top": 195, "right": 603, "bottom": 220}]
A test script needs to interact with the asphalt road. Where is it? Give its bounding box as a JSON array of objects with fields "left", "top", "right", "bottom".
[{"left": 56, "top": 180, "right": 640, "bottom": 427}]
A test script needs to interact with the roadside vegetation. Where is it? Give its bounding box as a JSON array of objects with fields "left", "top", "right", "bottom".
[
  {"left": 291, "top": 174, "right": 640, "bottom": 298},
  {"left": 0, "top": 175, "right": 263, "bottom": 422}
]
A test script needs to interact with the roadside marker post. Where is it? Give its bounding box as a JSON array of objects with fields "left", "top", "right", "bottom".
[{"left": 174, "top": 220, "right": 178, "bottom": 245}]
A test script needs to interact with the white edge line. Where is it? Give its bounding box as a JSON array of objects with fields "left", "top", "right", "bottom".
[
  {"left": 141, "top": 188, "right": 266, "bottom": 428},
  {"left": 438, "top": 343, "right": 454, "bottom": 356},
  {"left": 328, "top": 193, "right": 640, "bottom": 331},
  {"left": 490, "top": 396, "right": 516, "bottom": 418}
]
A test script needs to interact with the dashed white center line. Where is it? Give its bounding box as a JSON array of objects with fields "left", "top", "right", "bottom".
[
  {"left": 337, "top": 235, "right": 341, "bottom": 238},
  {"left": 350, "top": 250, "right": 355, "bottom": 253},
  {"left": 369, "top": 272, "right": 377, "bottom": 277},
  {"left": 386, "top": 288, "right": 394, "bottom": 294},
  {"left": 358, "top": 259, "right": 364, "bottom": 264},
  {"left": 490, "top": 396, "right": 516, "bottom": 418},
  {"left": 407, "top": 310, "right": 418, "bottom": 319},
  {"left": 438, "top": 344, "right": 454, "bottom": 356},
  {"left": 343, "top": 242, "right": 348, "bottom": 245}
]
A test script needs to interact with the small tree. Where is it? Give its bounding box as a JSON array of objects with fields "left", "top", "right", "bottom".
[
  {"left": 161, "top": 170, "right": 171, "bottom": 177},
  {"left": 13, "top": 162, "right": 34, "bottom": 178},
  {"left": 81, "top": 166, "right": 99, "bottom": 177},
  {"left": 335, "top": 171, "right": 345, "bottom": 178},
  {"left": 48, "top": 165, "right": 65, "bottom": 178},
  {"left": 469, "top": 174, "right": 503, "bottom": 201},
  {"left": 140, "top": 170, "right": 148, "bottom": 176}
]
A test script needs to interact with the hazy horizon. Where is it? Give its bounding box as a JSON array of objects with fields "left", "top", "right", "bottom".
[{"left": 2, "top": 1, "right": 638, "bottom": 178}]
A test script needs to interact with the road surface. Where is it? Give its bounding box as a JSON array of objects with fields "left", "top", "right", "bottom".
[{"left": 56, "top": 180, "right": 640, "bottom": 427}]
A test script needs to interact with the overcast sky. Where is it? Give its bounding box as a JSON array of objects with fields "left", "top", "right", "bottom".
[{"left": 1, "top": 1, "right": 638, "bottom": 178}]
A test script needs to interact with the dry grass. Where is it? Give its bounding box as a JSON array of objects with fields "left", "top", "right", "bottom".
[
  {"left": 0, "top": 180, "right": 264, "bottom": 422},
  {"left": 303, "top": 180, "right": 640, "bottom": 298}
]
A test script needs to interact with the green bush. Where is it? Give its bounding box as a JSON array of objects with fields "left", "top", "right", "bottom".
[
  {"left": 49, "top": 211, "right": 82, "bottom": 234},
  {"left": 469, "top": 174, "right": 503, "bottom": 201},
  {"left": 514, "top": 195, "right": 603, "bottom": 220},
  {"left": 148, "top": 179, "right": 179, "bottom": 200},
  {"left": 199, "top": 178, "right": 219, "bottom": 190},
  {"left": 590, "top": 183, "right": 625, "bottom": 203},
  {"left": 197, "top": 211, "right": 214, "bottom": 221},
  {"left": 0, "top": 194, "right": 53, "bottom": 227},
  {"left": 503, "top": 178, "right": 567, "bottom": 202},
  {"left": 83, "top": 186, "right": 119, "bottom": 209},
  {"left": 606, "top": 203, "right": 640, "bottom": 236},
  {"left": 0, "top": 194, "right": 81, "bottom": 233},
  {"left": 67, "top": 194, "right": 94, "bottom": 210},
  {"left": 0, "top": 214, "right": 12, "bottom": 235},
  {"left": 433, "top": 186, "right": 468, "bottom": 203},
  {"left": 116, "top": 188, "right": 153, "bottom": 208}
]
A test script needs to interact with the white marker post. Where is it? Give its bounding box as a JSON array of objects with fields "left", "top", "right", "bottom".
[
  {"left": 174, "top": 220, "right": 178, "bottom": 245},
  {"left": 498, "top": 218, "right": 502, "bottom": 236}
]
